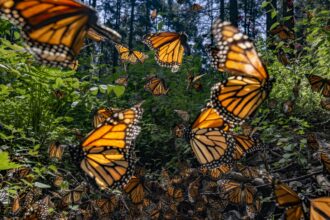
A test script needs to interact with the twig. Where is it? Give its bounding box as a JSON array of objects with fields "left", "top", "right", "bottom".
[{"left": 256, "top": 169, "right": 323, "bottom": 188}]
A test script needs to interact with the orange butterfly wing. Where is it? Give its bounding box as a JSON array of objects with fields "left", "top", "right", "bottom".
[
  {"left": 0, "top": 0, "right": 121, "bottom": 68},
  {"left": 143, "top": 32, "right": 187, "bottom": 72},
  {"left": 211, "top": 20, "right": 269, "bottom": 81}
]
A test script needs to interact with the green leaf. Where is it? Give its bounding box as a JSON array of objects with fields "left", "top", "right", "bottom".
[
  {"left": 261, "top": 1, "right": 269, "bottom": 8},
  {"left": 89, "top": 87, "right": 98, "bottom": 95},
  {"left": 0, "top": 152, "right": 21, "bottom": 170},
  {"left": 270, "top": 22, "right": 280, "bottom": 30},
  {"left": 34, "top": 182, "right": 51, "bottom": 188},
  {"left": 157, "top": 21, "right": 164, "bottom": 31},
  {"left": 55, "top": 78, "right": 64, "bottom": 87},
  {"left": 271, "top": 10, "right": 277, "bottom": 19},
  {"left": 112, "top": 85, "right": 125, "bottom": 97}
]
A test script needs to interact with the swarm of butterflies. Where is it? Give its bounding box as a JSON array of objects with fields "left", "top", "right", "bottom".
[{"left": 1, "top": 0, "right": 330, "bottom": 219}]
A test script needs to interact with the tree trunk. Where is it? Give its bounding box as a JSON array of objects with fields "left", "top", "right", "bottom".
[
  {"left": 112, "top": 0, "right": 121, "bottom": 73},
  {"left": 283, "top": 0, "right": 294, "bottom": 30},
  {"left": 220, "top": 0, "right": 225, "bottom": 20},
  {"left": 244, "top": 0, "right": 248, "bottom": 32},
  {"left": 91, "top": 0, "right": 96, "bottom": 8},
  {"left": 266, "top": 0, "right": 277, "bottom": 39},
  {"left": 128, "top": 0, "right": 136, "bottom": 50},
  {"left": 229, "top": 0, "right": 238, "bottom": 26}
]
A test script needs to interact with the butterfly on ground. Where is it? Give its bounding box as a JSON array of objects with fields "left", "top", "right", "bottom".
[
  {"left": 115, "top": 44, "right": 148, "bottom": 64},
  {"left": 0, "top": 0, "right": 121, "bottom": 69},
  {"left": 199, "top": 163, "right": 232, "bottom": 180},
  {"left": 310, "top": 197, "right": 330, "bottom": 220},
  {"left": 144, "top": 76, "right": 169, "bottom": 96},
  {"left": 143, "top": 32, "right": 188, "bottom": 72},
  {"left": 70, "top": 103, "right": 143, "bottom": 189},
  {"left": 270, "top": 24, "right": 295, "bottom": 40},
  {"left": 218, "top": 179, "right": 257, "bottom": 206},
  {"left": 92, "top": 196, "right": 118, "bottom": 217},
  {"left": 60, "top": 182, "right": 87, "bottom": 206},
  {"left": 319, "top": 152, "right": 330, "bottom": 174},
  {"left": 23, "top": 196, "right": 53, "bottom": 220},
  {"left": 115, "top": 75, "right": 129, "bottom": 87},
  {"left": 273, "top": 180, "right": 304, "bottom": 220},
  {"left": 236, "top": 164, "right": 260, "bottom": 179},
  {"left": 185, "top": 106, "right": 235, "bottom": 169},
  {"left": 305, "top": 74, "right": 330, "bottom": 97},
  {"left": 124, "top": 176, "right": 146, "bottom": 204},
  {"left": 208, "top": 20, "right": 273, "bottom": 125},
  {"left": 48, "top": 141, "right": 65, "bottom": 160},
  {"left": 187, "top": 73, "right": 206, "bottom": 91}
]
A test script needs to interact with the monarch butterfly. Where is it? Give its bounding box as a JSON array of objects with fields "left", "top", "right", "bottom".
[
  {"left": 92, "top": 107, "right": 120, "bottom": 128},
  {"left": 187, "top": 177, "right": 201, "bottom": 203},
  {"left": 12, "top": 196, "right": 21, "bottom": 215},
  {"left": 53, "top": 174, "right": 64, "bottom": 187},
  {"left": 8, "top": 166, "right": 31, "bottom": 179},
  {"left": 277, "top": 50, "right": 290, "bottom": 66},
  {"left": 191, "top": 3, "right": 203, "bottom": 12},
  {"left": 273, "top": 180, "right": 304, "bottom": 220},
  {"left": 310, "top": 197, "right": 330, "bottom": 220},
  {"left": 0, "top": 0, "right": 121, "bottom": 69},
  {"left": 53, "top": 89, "right": 65, "bottom": 99},
  {"left": 115, "top": 75, "right": 129, "bottom": 87},
  {"left": 246, "top": 198, "right": 262, "bottom": 219},
  {"left": 270, "top": 24, "right": 295, "bottom": 40},
  {"left": 232, "top": 134, "right": 263, "bottom": 161},
  {"left": 124, "top": 176, "right": 146, "bottom": 204},
  {"left": 174, "top": 109, "right": 190, "bottom": 122},
  {"left": 70, "top": 104, "right": 143, "bottom": 189},
  {"left": 185, "top": 107, "right": 235, "bottom": 169},
  {"left": 167, "top": 185, "right": 184, "bottom": 202},
  {"left": 320, "top": 152, "right": 330, "bottom": 174},
  {"left": 150, "top": 9, "right": 157, "bottom": 21},
  {"left": 61, "top": 183, "right": 86, "bottom": 206},
  {"left": 143, "top": 32, "right": 188, "bottom": 72},
  {"left": 144, "top": 76, "right": 169, "bottom": 96},
  {"left": 305, "top": 74, "right": 330, "bottom": 97},
  {"left": 187, "top": 73, "right": 206, "bottom": 92},
  {"left": 48, "top": 141, "right": 65, "bottom": 160},
  {"left": 173, "top": 124, "right": 186, "bottom": 138},
  {"left": 23, "top": 196, "right": 52, "bottom": 220},
  {"left": 199, "top": 163, "right": 232, "bottom": 180},
  {"left": 92, "top": 196, "right": 118, "bottom": 216},
  {"left": 236, "top": 164, "right": 260, "bottom": 179},
  {"left": 115, "top": 44, "right": 148, "bottom": 64},
  {"left": 218, "top": 179, "right": 256, "bottom": 206},
  {"left": 321, "top": 98, "right": 330, "bottom": 111},
  {"left": 210, "top": 75, "right": 273, "bottom": 125},
  {"left": 23, "top": 187, "right": 42, "bottom": 207},
  {"left": 209, "top": 20, "right": 272, "bottom": 124}
]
